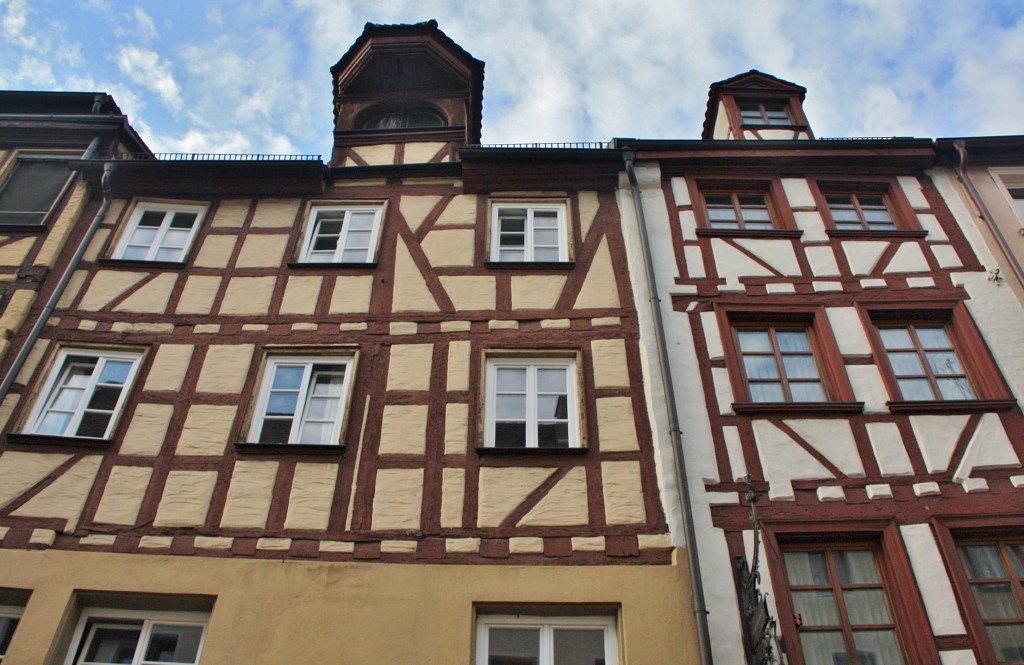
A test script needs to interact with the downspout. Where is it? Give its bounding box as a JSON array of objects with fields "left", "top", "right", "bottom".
[
  {"left": 623, "top": 151, "right": 713, "bottom": 665},
  {"left": 952, "top": 141, "right": 1024, "bottom": 290},
  {"left": 0, "top": 155, "right": 114, "bottom": 400}
]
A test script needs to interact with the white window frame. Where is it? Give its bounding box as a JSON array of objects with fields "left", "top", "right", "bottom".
[
  {"left": 0, "top": 605, "right": 23, "bottom": 663},
  {"left": 483, "top": 356, "right": 580, "bottom": 449},
  {"left": 63, "top": 608, "right": 208, "bottom": 665},
  {"left": 489, "top": 203, "right": 569, "bottom": 262},
  {"left": 25, "top": 349, "right": 143, "bottom": 439},
  {"left": 248, "top": 355, "right": 355, "bottom": 445},
  {"left": 299, "top": 205, "right": 384, "bottom": 263},
  {"left": 475, "top": 614, "right": 619, "bottom": 665},
  {"left": 113, "top": 202, "right": 207, "bottom": 262}
]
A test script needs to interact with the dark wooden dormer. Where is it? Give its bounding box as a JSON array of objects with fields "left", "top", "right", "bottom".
[
  {"left": 701, "top": 70, "right": 813, "bottom": 141},
  {"left": 329, "top": 20, "right": 484, "bottom": 166}
]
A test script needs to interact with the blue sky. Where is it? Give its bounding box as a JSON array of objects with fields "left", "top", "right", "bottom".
[{"left": 2, "top": 0, "right": 1022, "bottom": 156}]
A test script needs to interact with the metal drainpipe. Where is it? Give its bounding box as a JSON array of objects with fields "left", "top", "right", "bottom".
[
  {"left": 0, "top": 154, "right": 114, "bottom": 400},
  {"left": 623, "top": 152, "right": 713, "bottom": 665},
  {"left": 952, "top": 141, "right": 1024, "bottom": 291}
]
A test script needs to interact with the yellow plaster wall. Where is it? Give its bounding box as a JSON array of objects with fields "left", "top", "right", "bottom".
[
  {"left": 220, "top": 461, "right": 279, "bottom": 529},
  {"left": 439, "top": 275, "right": 495, "bottom": 311},
  {"left": 601, "top": 461, "right": 646, "bottom": 525},
  {"left": 284, "top": 463, "right": 338, "bottom": 531},
  {"left": 250, "top": 199, "right": 300, "bottom": 228},
  {"left": 177, "top": 405, "right": 237, "bottom": 455},
  {"left": 93, "top": 466, "right": 153, "bottom": 525},
  {"left": 144, "top": 344, "right": 193, "bottom": 392},
  {"left": 113, "top": 273, "right": 177, "bottom": 313},
  {"left": 595, "top": 397, "right": 640, "bottom": 451},
  {"left": 590, "top": 339, "right": 630, "bottom": 388},
  {"left": 235, "top": 234, "right": 289, "bottom": 268},
  {"left": 440, "top": 467, "right": 465, "bottom": 528},
  {"left": 446, "top": 340, "right": 471, "bottom": 392},
  {"left": 392, "top": 237, "right": 439, "bottom": 312},
  {"left": 153, "top": 470, "right": 218, "bottom": 527},
  {"left": 352, "top": 144, "right": 396, "bottom": 166},
  {"left": 578, "top": 191, "right": 600, "bottom": 241},
  {"left": 574, "top": 237, "right": 621, "bottom": 309},
  {"left": 280, "top": 275, "right": 323, "bottom": 314},
  {"left": 176, "top": 276, "right": 221, "bottom": 314},
  {"left": 386, "top": 344, "right": 433, "bottom": 392},
  {"left": 82, "top": 228, "right": 110, "bottom": 263},
  {"left": 371, "top": 468, "right": 424, "bottom": 530},
  {"left": 435, "top": 194, "right": 478, "bottom": 226},
  {"left": 329, "top": 275, "right": 374, "bottom": 314},
  {"left": 399, "top": 195, "right": 443, "bottom": 233},
  {"left": 0, "top": 549, "right": 699, "bottom": 665},
  {"left": 211, "top": 199, "right": 251, "bottom": 228},
  {"left": 403, "top": 142, "right": 446, "bottom": 164},
  {"left": 518, "top": 466, "right": 588, "bottom": 526},
  {"left": 378, "top": 405, "right": 428, "bottom": 455},
  {"left": 421, "top": 228, "right": 475, "bottom": 266},
  {"left": 511, "top": 275, "right": 566, "bottom": 310},
  {"left": 0, "top": 452, "right": 70, "bottom": 509},
  {"left": 477, "top": 467, "right": 554, "bottom": 527},
  {"left": 11, "top": 455, "right": 102, "bottom": 532},
  {"left": 0, "top": 238, "right": 36, "bottom": 266},
  {"left": 444, "top": 403, "right": 469, "bottom": 454},
  {"left": 0, "top": 290, "right": 36, "bottom": 340},
  {"left": 194, "top": 235, "right": 237, "bottom": 268},
  {"left": 78, "top": 271, "right": 148, "bottom": 311},
  {"left": 120, "top": 404, "right": 174, "bottom": 456},
  {"left": 219, "top": 276, "right": 275, "bottom": 315},
  {"left": 196, "top": 345, "right": 254, "bottom": 394},
  {"left": 34, "top": 181, "right": 88, "bottom": 268}
]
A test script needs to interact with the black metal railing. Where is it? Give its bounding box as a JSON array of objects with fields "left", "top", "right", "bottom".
[
  {"left": 469, "top": 142, "right": 613, "bottom": 150},
  {"left": 107, "top": 152, "right": 322, "bottom": 162}
]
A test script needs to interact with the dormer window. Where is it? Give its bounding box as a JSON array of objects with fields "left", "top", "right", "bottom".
[
  {"left": 738, "top": 101, "right": 792, "bottom": 126},
  {"left": 359, "top": 107, "right": 446, "bottom": 130}
]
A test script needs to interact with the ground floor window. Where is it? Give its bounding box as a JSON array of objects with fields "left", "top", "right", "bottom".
[
  {"left": 64, "top": 609, "right": 207, "bottom": 665},
  {"left": 476, "top": 614, "right": 617, "bottom": 665},
  {"left": 957, "top": 540, "right": 1024, "bottom": 663}
]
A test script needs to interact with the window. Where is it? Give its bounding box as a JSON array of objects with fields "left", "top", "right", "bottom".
[
  {"left": 876, "top": 324, "right": 974, "bottom": 401},
  {"left": 783, "top": 546, "right": 907, "bottom": 665},
  {"left": 475, "top": 615, "right": 618, "bottom": 665},
  {"left": 736, "top": 327, "right": 826, "bottom": 403},
  {"left": 114, "top": 204, "right": 206, "bottom": 262},
  {"left": 738, "top": 101, "right": 792, "bottom": 126},
  {"left": 957, "top": 541, "right": 1024, "bottom": 663},
  {"left": 703, "top": 192, "right": 774, "bottom": 230},
  {"left": 490, "top": 204, "right": 568, "bottom": 263},
  {"left": 248, "top": 356, "right": 354, "bottom": 445},
  {"left": 0, "top": 157, "right": 72, "bottom": 225},
  {"left": 0, "top": 606, "right": 21, "bottom": 662},
  {"left": 299, "top": 206, "right": 383, "bottom": 263},
  {"left": 825, "top": 193, "right": 895, "bottom": 232},
  {"left": 26, "top": 350, "right": 142, "bottom": 439},
  {"left": 484, "top": 357, "right": 579, "bottom": 449},
  {"left": 361, "top": 109, "right": 445, "bottom": 130},
  {"left": 64, "top": 609, "right": 207, "bottom": 665}
]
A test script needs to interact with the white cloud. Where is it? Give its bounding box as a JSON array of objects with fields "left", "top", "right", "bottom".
[
  {"left": 133, "top": 6, "right": 157, "bottom": 40},
  {"left": 116, "top": 46, "right": 184, "bottom": 113}
]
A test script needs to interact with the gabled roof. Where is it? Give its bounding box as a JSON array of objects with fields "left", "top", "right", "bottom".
[
  {"left": 702, "top": 69, "right": 807, "bottom": 138},
  {"left": 330, "top": 20, "right": 485, "bottom": 143}
]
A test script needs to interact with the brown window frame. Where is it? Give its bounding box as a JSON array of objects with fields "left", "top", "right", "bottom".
[
  {"left": 718, "top": 306, "right": 861, "bottom": 415},
  {"left": 810, "top": 177, "right": 923, "bottom": 237},
  {"left": 861, "top": 302, "right": 1015, "bottom": 414},
  {"left": 767, "top": 523, "right": 940, "bottom": 665},
  {"left": 689, "top": 178, "right": 800, "bottom": 237},
  {"left": 737, "top": 100, "right": 794, "bottom": 127},
  {"left": 955, "top": 538, "right": 1024, "bottom": 664}
]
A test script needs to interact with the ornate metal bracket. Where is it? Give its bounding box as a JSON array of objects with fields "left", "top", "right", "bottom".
[{"left": 734, "top": 475, "right": 780, "bottom": 665}]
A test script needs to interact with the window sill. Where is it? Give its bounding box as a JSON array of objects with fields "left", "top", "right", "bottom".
[
  {"left": 732, "top": 401, "right": 864, "bottom": 416},
  {"left": 5, "top": 432, "right": 111, "bottom": 450},
  {"left": 476, "top": 445, "right": 589, "bottom": 456},
  {"left": 886, "top": 398, "right": 1017, "bottom": 415},
  {"left": 287, "top": 261, "right": 377, "bottom": 270},
  {"left": 234, "top": 442, "right": 346, "bottom": 456},
  {"left": 696, "top": 228, "right": 802, "bottom": 239},
  {"left": 484, "top": 261, "right": 575, "bottom": 271},
  {"left": 97, "top": 258, "right": 186, "bottom": 269},
  {"left": 825, "top": 229, "right": 927, "bottom": 240}
]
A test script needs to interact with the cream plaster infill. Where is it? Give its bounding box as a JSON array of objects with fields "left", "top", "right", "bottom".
[{"left": 285, "top": 463, "right": 338, "bottom": 531}]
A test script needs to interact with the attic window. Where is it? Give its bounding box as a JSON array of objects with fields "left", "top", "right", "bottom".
[
  {"left": 738, "top": 101, "right": 792, "bottom": 126},
  {"left": 360, "top": 109, "right": 445, "bottom": 130}
]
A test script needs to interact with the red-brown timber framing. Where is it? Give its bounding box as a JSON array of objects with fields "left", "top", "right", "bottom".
[{"left": 614, "top": 133, "right": 1024, "bottom": 664}]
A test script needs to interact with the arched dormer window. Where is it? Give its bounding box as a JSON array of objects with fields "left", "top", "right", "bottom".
[{"left": 359, "top": 106, "right": 446, "bottom": 130}]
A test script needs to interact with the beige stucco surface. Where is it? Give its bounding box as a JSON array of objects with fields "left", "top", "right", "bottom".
[
  {"left": 250, "top": 199, "right": 299, "bottom": 228},
  {"left": 444, "top": 403, "right": 469, "bottom": 454},
  {"left": 386, "top": 344, "right": 433, "bottom": 391},
  {"left": 121, "top": 403, "right": 174, "bottom": 456},
  {"left": 578, "top": 191, "right": 600, "bottom": 240},
  {"left": 0, "top": 237, "right": 36, "bottom": 266},
  {"left": 434, "top": 194, "right": 477, "bottom": 226},
  {"left": 329, "top": 275, "right": 374, "bottom": 314},
  {"left": 153, "top": 470, "right": 218, "bottom": 527},
  {"left": 78, "top": 271, "right": 148, "bottom": 311},
  {"left": 518, "top": 466, "right": 588, "bottom": 526},
  {"left": 177, "top": 275, "right": 222, "bottom": 314},
  {"left": 478, "top": 467, "right": 553, "bottom": 527},
  {"left": 421, "top": 228, "right": 475, "bottom": 266},
  {"left": 144, "top": 344, "right": 194, "bottom": 392},
  {"left": 284, "top": 463, "right": 338, "bottom": 531},
  {"left": 236, "top": 234, "right": 289, "bottom": 268},
  {"left": 11, "top": 455, "right": 102, "bottom": 532},
  {"left": 601, "top": 461, "right": 647, "bottom": 524},
  {"left": 196, "top": 345, "right": 254, "bottom": 394},
  {"left": 34, "top": 181, "right": 87, "bottom": 268},
  {"left": 439, "top": 275, "right": 496, "bottom": 311},
  {"left": 371, "top": 468, "right": 424, "bottom": 530},
  {"left": 114, "top": 273, "right": 177, "bottom": 313},
  {"left": 590, "top": 338, "right": 630, "bottom": 388},
  {"left": 574, "top": 237, "right": 620, "bottom": 309},
  {"left": 392, "top": 237, "right": 439, "bottom": 312},
  {"left": 0, "top": 452, "right": 70, "bottom": 509},
  {"left": 511, "top": 275, "right": 566, "bottom": 310},
  {"left": 403, "top": 142, "right": 446, "bottom": 164},
  {"left": 446, "top": 340, "right": 471, "bottom": 392},
  {"left": 0, "top": 549, "right": 699, "bottom": 665},
  {"left": 399, "top": 195, "right": 443, "bottom": 232},
  {"left": 352, "top": 143, "right": 395, "bottom": 166},
  {"left": 177, "top": 404, "right": 237, "bottom": 455},
  {"left": 595, "top": 397, "right": 640, "bottom": 451},
  {"left": 211, "top": 199, "right": 250, "bottom": 228},
  {"left": 378, "top": 404, "right": 428, "bottom": 455},
  {"left": 440, "top": 467, "right": 465, "bottom": 527},
  {"left": 281, "top": 275, "right": 323, "bottom": 314},
  {"left": 220, "top": 461, "right": 279, "bottom": 529},
  {"left": 93, "top": 466, "right": 153, "bottom": 525},
  {"left": 194, "top": 235, "right": 237, "bottom": 268},
  {"left": 219, "top": 276, "right": 275, "bottom": 315}
]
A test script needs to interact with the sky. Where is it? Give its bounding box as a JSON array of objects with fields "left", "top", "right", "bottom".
[{"left": 2, "top": 0, "right": 1022, "bottom": 157}]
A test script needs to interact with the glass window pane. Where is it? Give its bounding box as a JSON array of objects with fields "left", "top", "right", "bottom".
[
  {"left": 258, "top": 419, "right": 292, "bottom": 444},
  {"left": 313, "top": 237, "right": 338, "bottom": 252},
  {"left": 959, "top": 545, "right": 1007, "bottom": 579},
  {"left": 533, "top": 247, "right": 560, "bottom": 262},
  {"left": 738, "top": 330, "right": 772, "bottom": 353},
  {"left": 86, "top": 385, "right": 123, "bottom": 411},
  {"left": 496, "top": 395, "right": 527, "bottom": 420},
  {"left": 348, "top": 212, "right": 376, "bottom": 231},
  {"left": 272, "top": 366, "right": 305, "bottom": 390},
  {"left": 1008, "top": 544, "right": 1024, "bottom": 577},
  {"left": 496, "top": 368, "right": 527, "bottom": 392},
  {"left": 789, "top": 381, "right": 825, "bottom": 402},
  {"left": 494, "top": 422, "right": 527, "bottom": 448},
  {"left": 749, "top": 382, "right": 784, "bottom": 402},
  {"left": 311, "top": 372, "right": 345, "bottom": 396},
  {"left": 266, "top": 393, "right": 299, "bottom": 416},
  {"left": 987, "top": 624, "right": 1024, "bottom": 662},
  {"left": 835, "top": 550, "right": 880, "bottom": 584},
  {"left": 776, "top": 331, "right": 811, "bottom": 353},
  {"left": 852, "top": 630, "right": 906, "bottom": 665},
  {"left": 344, "top": 230, "right": 371, "bottom": 249},
  {"left": 499, "top": 233, "right": 525, "bottom": 247},
  {"left": 98, "top": 361, "right": 132, "bottom": 385},
  {"left": 130, "top": 228, "right": 159, "bottom": 246},
  {"left": 897, "top": 379, "right": 934, "bottom": 401},
  {"left": 84, "top": 625, "right": 141, "bottom": 663},
  {"left": 887, "top": 352, "right": 925, "bottom": 376},
  {"left": 785, "top": 551, "right": 831, "bottom": 585},
  {"left": 0, "top": 615, "right": 18, "bottom": 655},
  {"left": 340, "top": 249, "right": 369, "bottom": 262},
  {"left": 144, "top": 624, "right": 204, "bottom": 663},
  {"left": 791, "top": 590, "right": 839, "bottom": 626},
  {"left": 797, "top": 631, "right": 846, "bottom": 665},
  {"left": 137, "top": 210, "right": 166, "bottom": 227},
  {"left": 38, "top": 411, "right": 73, "bottom": 435},
  {"left": 488, "top": 628, "right": 539, "bottom": 665},
  {"left": 537, "top": 423, "right": 570, "bottom": 448},
  {"left": 536, "top": 395, "right": 568, "bottom": 420},
  {"left": 782, "top": 355, "right": 820, "bottom": 380},
  {"left": 937, "top": 378, "right": 974, "bottom": 400},
  {"left": 305, "top": 396, "right": 339, "bottom": 421},
  {"left": 169, "top": 212, "right": 198, "bottom": 229},
  {"left": 743, "top": 356, "right": 780, "bottom": 380},
  {"left": 844, "top": 589, "right": 892, "bottom": 625},
  {"left": 76, "top": 412, "right": 112, "bottom": 438},
  {"left": 926, "top": 352, "right": 964, "bottom": 376},
  {"left": 915, "top": 327, "right": 951, "bottom": 349},
  {"left": 553, "top": 628, "right": 605, "bottom": 665},
  {"left": 154, "top": 248, "right": 182, "bottom": 262},
  {"left": 53, "top": 386, "right": 86, "bottom": 410},
  {"left": 499, "top": 249, "right": 525, "bottom": 262},
  {"left": 971, "top": 583, "right": 1024, "bottom": 619},
  {"left": 299, "top": 422, "right": 330, "bottom": 445},
  {"left": 536, "top": 368, "right": 567, "bottom": 392}
]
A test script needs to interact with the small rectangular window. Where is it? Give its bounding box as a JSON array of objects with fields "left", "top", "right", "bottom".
[
  {"left": 490, "top": 204, "right": 568, "bottom": 262},
  {"left": 783, "top": 546, "right": 907, "bottom": 665},
  {"left": 26, "top": 349, "right": 142, "bottom": 439},
  {"left": 826, "top": 193, "right": 896, "bottom": 232},
  {"left": 957, "top": 540, "right": 1024, "bottom": 663},
  {"left": 476, "top": 615, "right": 618, "bottom": 665},
  {"left": 64, "top": 609, "right": 207, "bottom": 665},
  {"left": 0, "top": 606, "right": 22, "bottom": 662},
  {"left": 736, "top": 326, "right": 826, "bottom": 403},
  {"left": 300, "top": 206, "right": 383, "bottom": 263},
  {"left": 739, "top": 101, "right": 793, "bottom": 126},
  {"left": 114, "top": 203, "right": 206, "bottom": 262},
  {"left": 248, "top": 356, "right": 354, "bottom": 445},
  {"left": 0, "top": 158, "right": 72, "bottom": 226},
  {"left": 877, "top": 324, "right": 974, "bottom": 401},
  {"left": 484, "top": 357, "right": 579, "bottom": 448},
  {"left": 703, "top": 192, "right": 774, "bottom": 230}
]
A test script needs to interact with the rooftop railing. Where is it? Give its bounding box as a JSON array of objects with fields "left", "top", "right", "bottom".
[
  {"left": 108, "top": 152, "right": 323, "bottom": 161},
  {"left": 469, "top": 142, "right": 613, "bottom": 150}
]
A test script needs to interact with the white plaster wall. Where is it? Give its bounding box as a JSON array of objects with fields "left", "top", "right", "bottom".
[
  {"left": 900, "top": 524, "right": 967, "bottom": 635},
  {"left": 781, "top": 178, "right": 816, "bottom": 208},
  {"left": 826, "top": 307, "right": 871, "bottom": 355}
]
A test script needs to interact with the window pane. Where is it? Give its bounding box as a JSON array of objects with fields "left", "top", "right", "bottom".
[
  {"left": 776, "top": 331, "right": 811, "bottom": 353},
  {"left": 959, "top": 545, "right": 1007, "bottom": 579},
  {"left": 972, "top": 583, "right": 1024, "bottom": 619},
  {"left": 38, "top": 411, "right": 74, "bottom": 434},
  {"left": 499, "top": 249, "right": 525, "bottom": 261},
  {"left": 494, "top": 422, "right": 527, "bottom": 448},
  {"left": 937, "top": 378, "right": 974, "bottom": 400},
  {"left": 789, "top": 382, "right": 825, "bottom": 402},
  {"left": 84, "top": 625, "right": 141, "bottom": 663},
  {"left": 1008, "top": 544, "right": 1024, "bottom": 577},
  {"left": 340, "top": 249, "right": 369, "bottom": 262},
  {"left": 76, "top": 412, "right": 112, "bottom": 438},
  {"left": 169, "top": 212, "right": 198, "bottom": 229},
  {"left": 791, "top": 590, "right": 839, "bottom": 625},
  {"left": 887, "top": 352, "right": 924, "bottom": 376},
  {"left": 537, "top": 423, "right": 570, "bottom": 448},
  {"left": 138, "top": 211, "right": 166, "bottom": 227},
  {"left": 553, "top": 628, "right": 605, "bottom": 665},
  {"left": 782, "top": 355, "right": 819, "bottom": 380},
  {"left": 744, "top": 356, "right": 780, "bottom": 380},
  {"left": 785, "top": 551, "right": 831, "bottom": 585},
  {"left": 738, "top": 330, "right": 772, "bottom": 353},
  {"left": 86, "top": 385, "right": 123, "bottom": 411},
  {"left": 533, "top": 247, "right": 560, "bottom": 262},
  {"left": 154, "top": 248, "right": 182, "bottom": 262},
  {"left": 797, "top": 631, "right": 846, "bottom": 665},
  {"left": 537, "top": 368, "right": 567, "bottom": 392},
  {"left": 258, "top": 419, "right": 292, "bottom": 444},
  {"left": 897, "top": 379, "right": 934, "bottom": 401},
  {"left": 496, "top": 395, "right": 527, "bottom": 420},
  {"left": 311, "top": 372, "right": 345, "bottom": 396},
  {"left": 0, "top": 161, "right": 70, "bottom": 224},
  {"left": 299, "top": 422, "right": 331, "bottom": 445},
  {"left": 496, "top": 368, "right": 527, "bottom": 392},
  {"left": 852, "top": 630, "right": 905, "bottom": 665},
  {"left": 488, "top": 628, "right": 539, "bottom": 665},
  {"left": 844, "top": 589, "right": 892, "bottom": 624},
  {"left": 348, "top": 212, "right": 376, "bottom": 231},
  {"left": 987, "top": 624, "right": 1024, "bottom": 662},
  {"left": 926, "top": 352, "right": 964, "bottom": 376},
  {"left": 267, "top": 393, "right": 299, "bottom": 416},
  {"left": 144, "top": 624, "right": 204, "bottom": 663},
  {"left": 915, "top": 327, "right": 951, "bottom": 349},
  {"left": 537, "top": 395, "right": 568, "bottom": 420},
  {"left": 98, "top": 361, "right": 132, "bottom": 385},
  {"left": 272, "top": 366, "right": 305, "bottom": 390},
  {"left": 835, "top": 550, "right": 880, "bottom": 584},
  {"left": 749, "top": 382, "right": 784, "bottom": 402}
]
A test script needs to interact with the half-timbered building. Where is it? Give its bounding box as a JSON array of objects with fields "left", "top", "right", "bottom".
[
  {"left": 617, "top": 72, "right": 1024, "bottom": 665},
  {"left": 0, "top": 22, "right": 699, "bottom": 664}
]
